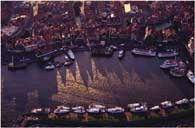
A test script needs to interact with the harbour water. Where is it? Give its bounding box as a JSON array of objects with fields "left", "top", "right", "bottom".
[{"left": 1, "top": 51, "right": 194, "bottom": 125}]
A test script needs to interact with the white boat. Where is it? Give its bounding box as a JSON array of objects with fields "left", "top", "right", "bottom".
[
  {"left": 120, "top": 43, "right": 125, "bottom": 47},
  {"left": 56, "top": 106, "right": 70, "bottom": 110},
  {"left": 131, "top": 106, "right": 148, "bottom": 113},
  {"left": 186, "top": 70, "right": 195, "bottom": 84},
  {"left": 127, "top": 103, "right": 141, "bottom": 109},
  {"left": 64, "top": 55, "right": 69, "bottom": 60},
  {"left": 130, "top": 104, "right": 148, "bottom": 113},
  {"left": 86, "top": 108, "right": 105, "bottom": 114},
  {"left": 72, "top": 106, "right": 85, "bottom": 111},
  {"left": 118, "top": 50, "right": 125, "bottom": 59},
  {"left": 67, "top": 49, "right": 75, "bottom": 60},
  {"left": 72, "top": 106, "right": 85, "bottom": 114},
  {"left": 54, "top": 109, "right": 70, "bottom": 114},
  {"left": 170, "top": 67, "right": 186, "bottom": 77},
  {"left": 45, "top": 64, "right": 55, "bottom": 70},
  {"left": 160, "top": 101, "right": 173, "bottom": 109},
  {"left": 106, "top": 107, "right": 125, "bottom": 114},
  {"left": 131, "top": 48, "right": 156, "bottom": 57},
  {"left": 175, "top": 98, "right": 189, "bottom": 105},
  {"left": 64, "top": 60, "right": 73, "bottom": 66},
  {"left": 73, "top": 109, "right": 86, "bottom": 114},
  {"left": 109, "top": 45, "right": 118, "bottom": 50},
  {"left": 31, "top": 108, "right": 42, "bottom": 113},
  {"left": 42, "top": 56, "right": 51, "bottom": 61},
  {"left": 150, "top": 105, "right": 160, "bottom": 111},
  {"left": 54, "top": 106, "right": 70, "bottom": 114},
  {"left": 158, "top": 51, "right": 179, "bottom": 58},
  {"left": 160, "top": 59, "right": 178, "bottom": 69},
  {"left": 89, "top": 104, "right": 106, "bottom": 109},
  {"left": 189, "top": 98, "right": 195, "bottom": 103}
]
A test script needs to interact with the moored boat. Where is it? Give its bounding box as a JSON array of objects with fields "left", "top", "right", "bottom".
[
  {"left": 106, "top": 107, "right": 125, "bottom": 114},
  {"left": 170, "top": 67, "right": 186, "bottom": 77},
  {"left": 89, "top": 104, "right": 106, "bottom": 109},
  {"left": 8, "top": 56, "right": 27, "bottom": 70},
  {"left": 160, "top": 101, "right": 173, "bottom": 109},
  {"left": 150, "top": 105, "right": 160, "bottom": 112},
  {"left": 64, "top": 60, "right": 73, "bottom": 66},
  {"left": 72, "top": 106, "right": 85, "bottom": 114},
  {"left": 54, "top": 106, "right": 70, "bottom": 115},
  {"left": 131, "top": 48, "right": 156, "bottom": 57},
  {"left": 118, "top": 50, "right": 125, "bottom": 59},
  {"left": 186, "top": 70, "right": 195, "bottom": 84},
  {"left": 189, "top": 98, "right": 195, "bottom": 103},
  {"left": 158, "top": 51, "right": 179, "bottom": 58},
  {"left": 175, "top": 98, "right": 189, "bottom": 106},
  {"left": 160, "top": 59, "right": 178, "bottom": 69},
  {"left": 45, "top": 64, "right": 55, "bottom": 70},
  {"left": 67, "top": 49, "right": 75, "bottom": 60},
  {"left": 86, "top": 108, "right": 105, "bottom": 114}
]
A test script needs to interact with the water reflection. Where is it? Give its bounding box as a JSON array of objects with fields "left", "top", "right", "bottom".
[{"left": 51, "top": 58, "right": 145, "bottom": 106}]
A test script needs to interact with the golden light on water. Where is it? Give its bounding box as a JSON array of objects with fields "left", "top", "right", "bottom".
[{"left": 51, "top": 59, "right": 146, "bottom": 106}]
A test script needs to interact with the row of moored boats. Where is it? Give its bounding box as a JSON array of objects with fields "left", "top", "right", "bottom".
[
  {"left": 160, "top": 58, "right": 195, "bottom": 84},
  {"left": 44, "top": 49, "right": 75, "bottom": 70},
  {"left": 30, "top": 97, "right": 194, "bottom": 116},
  {"left": 131, "top": 48, "right": 179, "bottom": 58}
]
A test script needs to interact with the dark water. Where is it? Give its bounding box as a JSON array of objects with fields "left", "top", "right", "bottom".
[{"left": 1, "top": 51, "right": 194, "bottom": 114}]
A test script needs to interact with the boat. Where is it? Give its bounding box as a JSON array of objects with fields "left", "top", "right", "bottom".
[
  {"left": 127, "top": 103, "right": 141, "bottom": 109},
  {"left": 19, "top": 58, "right": 31, "bottom": 63},
  {"left": 31, "top": 108, "right": 49, "bottom": 116},
  {"left": 127, "top": 102, "right": 148, "bottom": 113},
  {"left": 73, "top": 109, "right": 86, "bottom": 114},
  {"left": 86, "top": 108, "right": 105, "bottom": 114},
  {"left": 104, "top": 47, "right": 114, "bottom": 56},
  {"left": 44, "top": 108, "right": 51, "bottom": 114},
  {"left": 186, "top": 70, "right": 195, "bottom": 84},
  {"left": 67, "top": 49, "right": 75, "bottom": 60},
  {"left": 160, "top": 59, "right": 178, "bottom": 69},
  {"left": 87, "top": 104, "right": 106, "bottom": 114},
  {"left": 130, "top": 105, "right": 148, "bottom": 113},
  {"left": 177, "top": 60, "right": 186, "bottom": 68},
  {"left": 160, "top": 101, "right": 173, "bottom": 109},
  {"left": 72, "top": 106, "right": 85, "bottom": 111},
  {"left": 72, "top": 106, "right": 85, "bottom": 114},
  {"left": 31, "top": 108, "right": 43, "bottom": 114},
  {"left": 64, "top": 54, "right": 70, "bottom": 60},
  {"left": 64, "top": 60, "right": 73, "bottom": 66},
  {"left": 158, "top": 51, "right": 179, "bottom": 58},
  {"left": 106, "top": 107, "right": 125, "bottom": 114},
  {"left": 109, "top": 45, "right": 118, "bottom": 50},
  {"left": 131, "top": 48, "right": 156, "bottom": 57},
  {"left": 118, "top": 50, "right": 125, "bottom": 59},
  {"left": 42, "top": 56, "right": 51, "bottom": 62},
  {"left": 45, "top": 64, "right": 55, "bottom": 70},
  {"left": 56, "top": 106, "right": 70, "bottom": 110},
  {"left": 8, "top": 56, "right": 27, "bottom": 70},
  {"left": 54, "top": 106, "right": 70, "bottom": 115},
  {"left": 189, "top": 98, "right": 195, "bottom": 103},
  {"left": 170, "top": 67, "right": 186, "bottom": 77},
  {"left": 175, "top": 98, "right": 189, "bottom": 105},
  {"left": 130, "top": 103, "right": 148, "bottom": 113},
  {"left": 120, "top": 43, "right": 125, "bottom": 47},
  {"left": 89, "top": 104, "right": 106, "bottom": 109},
  {"left": 150, "top": 105, "right": 160, "bottom": 112},
  {"left": 54, "top": 61, "right": 63, "bottom": 68}
]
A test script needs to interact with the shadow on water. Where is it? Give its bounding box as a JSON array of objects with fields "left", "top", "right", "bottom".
[{"left": 1, "top": 51, "right": 194, "bottom": 114}]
